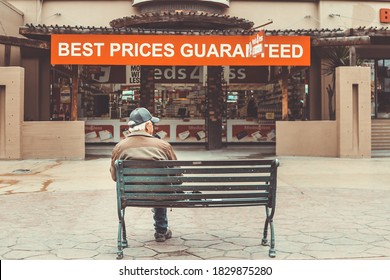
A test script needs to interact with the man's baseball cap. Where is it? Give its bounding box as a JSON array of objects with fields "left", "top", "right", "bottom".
[{"left": 128, "top": 107, "right": 160, "bottom": 127}]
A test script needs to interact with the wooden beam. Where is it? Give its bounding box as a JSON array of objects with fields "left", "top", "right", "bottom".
[
  {"left": 0, "top": 35, "right": 50, "bottom": 50},
  {"left": 71, "top": 66, "right": 78, "bottom": 121},
  {"left": 281, "top": 77, "right": 289, "bottom": 121},
  {"left": 312, "top": 36, "right": 370, "bottom": 47}
]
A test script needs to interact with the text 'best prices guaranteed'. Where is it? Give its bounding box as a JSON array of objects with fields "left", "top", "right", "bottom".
[{"left": 51, "top": 34, "right": 310, "bottom": 66}]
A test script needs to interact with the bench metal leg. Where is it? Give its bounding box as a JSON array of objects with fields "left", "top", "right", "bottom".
[
  {"left": 117, "top": 208, "right": 128, "bottom": 259},
  {"left": 269, "top": 219, "right": 276, "bottom": 258},
  {"left": 121, "top": 209, "right": 128, "bottom": 247},
  {"left": 262, "top": 207, "right": 276, "bottom": 258},
  {"left": 117, "top": 221, "right": 124, "bottom": 259},
  {"left": 261, "top": 207, "right": 270, "bottom": 245}
]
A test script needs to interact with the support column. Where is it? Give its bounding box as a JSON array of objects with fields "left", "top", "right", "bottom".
[
  {"left": 206, "top": 66, "right": 224, "bottom": 150},
  {"left": 309, "top": 50, "right": 322, "bottom": 120},
  {"left": 336, "top": 66, "right": 371, "bottom": 158},
  {"left": 71, "top": 65, "right": 78, "bottom": 121},
  {"left": 281, "top": 72, "right": 288, "bottom": 120},
  {"left": 140, "top": 66, "right": 155, "bottom": 113}
]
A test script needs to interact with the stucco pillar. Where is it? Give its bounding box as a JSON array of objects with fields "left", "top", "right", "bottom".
[
  {"left": 336, "top": 66, "right": 371, "bottom": 158},
  {"left": 0, "top": 67, "right": 24, "bottom": 159}
]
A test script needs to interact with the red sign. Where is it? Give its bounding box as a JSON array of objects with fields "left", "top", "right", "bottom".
[
  {"left": 176, "top": 125, "right": 206, "bottom": 142},
  {"left": 85, "top": 125, "right": 114, "bottom": 142},
  {"left": 120, "top": 124, "right": 170, "bottom": 140},
  {"left": 380, "top": 8, "right": 390, "bottom": 23},
  {"left": 51, "top": 34, "right": 310, "bottom": 66},
  {"left": 232, "top": 124, "right": 275, "bottom": 142}
]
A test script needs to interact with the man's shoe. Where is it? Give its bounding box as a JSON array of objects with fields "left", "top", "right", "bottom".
[{"left": 154, "top": 229, "right": 172, "bottom": 242}]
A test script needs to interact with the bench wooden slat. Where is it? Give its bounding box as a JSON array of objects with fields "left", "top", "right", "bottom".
[
  {"left": 122, "top": 184, "right": 270, "bottom": 192},
  {"left": 121, "top": 159, "right": 276, "bottom": 167},
  {"left": 122, "top": 175, "right": 271, "bottom": 183},
  {"left": 124, "top": 197, "right": 270, "bottom": 208},
  {"left": 122, "top": 192, "right": 269, "bottom": 201},
  {"left": 122, "top": 167, "right": 272, "bottom": 175}
]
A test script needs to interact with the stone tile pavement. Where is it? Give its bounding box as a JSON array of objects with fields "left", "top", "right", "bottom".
[{"left": 0, "top": 145, "right": 390, "bottom": 260}]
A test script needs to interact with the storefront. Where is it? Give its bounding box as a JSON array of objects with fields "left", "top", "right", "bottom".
[
  {"left": 2, "top": 0, "right": 390, "bottom": 159},
  {"left": 43, "top": 23, "right": 310, "bottom": 147}
]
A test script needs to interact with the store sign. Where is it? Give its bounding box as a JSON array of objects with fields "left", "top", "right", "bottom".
[
  {"left": 380, "top": 8, "right": 390, "bottom": 23},
  {"left": 154, "top": 66, "right": 202, "bottom": 83},
  {"left": 126, "top": 65, "right": 141, "bottom": 84},
  {"left": 91, "top": 66, "right": 111, "bottom": 83},
  {"left": 83, "top": 66, "right": 126, "bottom": 83},
  {"left": 249, "top": 31, "right": 264, "bottom": 57},
  {"left": 51, "top": 34, "right": 310, "bottom": 66},
  {"left": 123, "top": 65, "right": 268, "bottom": 84},
  {"left": 148, "top": 66, "right": 267, "bottom": 83}
]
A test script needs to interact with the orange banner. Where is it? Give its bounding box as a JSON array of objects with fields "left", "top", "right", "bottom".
[{"left": 51, "top": 34, "right": 310, "bottom": 66}]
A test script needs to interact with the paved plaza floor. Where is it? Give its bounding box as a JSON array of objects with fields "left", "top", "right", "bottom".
[{"left": 0, "top": 144, "right": 390, "bottom": 260}]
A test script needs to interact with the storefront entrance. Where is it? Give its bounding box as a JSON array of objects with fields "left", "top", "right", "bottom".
[
  {"left": 376, "top": 59, "right": 390, "bottom": 119},
  {"left": 53, "top": 65, "right": 309, "bottom": 146}
]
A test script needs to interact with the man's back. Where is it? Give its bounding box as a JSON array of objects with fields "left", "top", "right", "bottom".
[{"left": 110, "top": 130, "right": 177, "bottom": 181}]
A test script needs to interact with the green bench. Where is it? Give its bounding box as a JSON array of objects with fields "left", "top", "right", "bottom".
[{"left": 115, "top": 158, "right": 279, "bottom": 259}]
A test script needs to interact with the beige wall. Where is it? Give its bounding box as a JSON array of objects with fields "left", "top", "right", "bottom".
[
  {"left": 21, "top": 121, "right": 85, "bottom": 159},
  {"left": 228, "top": 1, "right": 387, "bottom": 30},
  {"left": 276, "top": 121, "right": 338, "bottom": 157},
  {"left": 0, "top": 0, "right": 24, "bottom": 66},
  {"left": 0, "top": 67, "right": 24, "bottom": 159},
  {"left": 0, "top": 85, "right": 5, "bottom": 157},
  {"left": 8, "top": 0, "right": 137, "bottom": 26},
  {"left": 0, "top": 0, "right": 24, "bottom": 36},
  {"left": 7, "top": 1, "right": 389, "bottom": 29},
  {"left": 229, "top": 1, "right": 319, "bottom": 30}
]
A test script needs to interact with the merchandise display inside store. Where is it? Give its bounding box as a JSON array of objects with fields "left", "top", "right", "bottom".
[{"left": 49, "top": 65, "right": 308, "bottom": 143}]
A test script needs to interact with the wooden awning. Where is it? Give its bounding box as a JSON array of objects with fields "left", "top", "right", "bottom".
[
  {"left": 17, "top": 24, "right": 390, "bottom": 49},
  {"left": 109, "top": 11, "right": 254, "bottom": 30},
  {"left": 0, "top": 34, "right": 50, "bottom": 50}
]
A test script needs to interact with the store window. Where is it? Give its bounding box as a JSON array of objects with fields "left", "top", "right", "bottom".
[
  {"left": 50, "top": 65, "right": 73, "bottom": 121},
  {"left": 153, "top": 84, "right": 206, "bottom": 119},
  {"left": 377, "top": 59, "right": 390, "bottom": 118},
  {"left": 223, "top": 67, "right": 308, "bottom": 143},
  {"left": 78, "top": 83, "right": 130, "bottom": 119},
  {"left": 50, "top": 65, "right": 309, "bottom": 144},
  {"left": 226, "top": 68, "right": 308, "bottom": 122},
  {"left": 287, "top": 69, "right": 308, "bottom": 121}
]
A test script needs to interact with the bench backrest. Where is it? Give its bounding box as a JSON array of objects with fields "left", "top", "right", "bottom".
[{"left": 115, "top": 159, "right": 279, "bottom": 209}]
